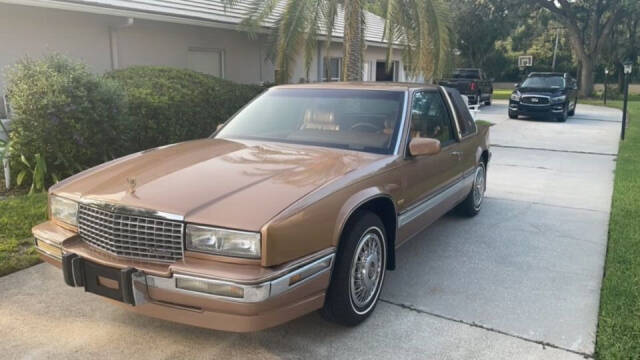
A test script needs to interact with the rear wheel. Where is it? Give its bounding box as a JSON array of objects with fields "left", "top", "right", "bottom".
[
  {"left": 568, "top": 100, "right": 577, "bottom": 116},
  {"left": 457, "top": 163, "right": 486, "bottom": 217},
  {"left": 321, "top": 211, "right": 387, "bottom": 326},
  {"left": 484, "top": 96, "right": 492, "bottom": 106}
]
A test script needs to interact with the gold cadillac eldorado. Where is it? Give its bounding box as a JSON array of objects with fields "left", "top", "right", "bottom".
[{"left": 33, "top": 82, "right": 490, "bottom": 332}]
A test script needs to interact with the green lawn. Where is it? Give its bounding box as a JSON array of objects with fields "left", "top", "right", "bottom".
[
  {"left": 582, "top": 98, "right": 640, "bottom": 358},
  {"left": 492, "top": 89, "right": 512, "bottom": 100},
  {"left": 0, "top": 193, "right": 48, "bottom": 276}
]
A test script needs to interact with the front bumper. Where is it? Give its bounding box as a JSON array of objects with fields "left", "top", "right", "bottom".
[{"left": 33, "top": 221, "right": 334, "bottom": 332}]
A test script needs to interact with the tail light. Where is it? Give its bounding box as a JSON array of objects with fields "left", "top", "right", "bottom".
[{"left": 470, "top": 81, "right": 477, "bottom": 91}]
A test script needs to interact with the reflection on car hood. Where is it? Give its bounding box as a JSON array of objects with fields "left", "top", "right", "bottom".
[{"left": 52, "top": 138, "right": 385, "bottom": 231}]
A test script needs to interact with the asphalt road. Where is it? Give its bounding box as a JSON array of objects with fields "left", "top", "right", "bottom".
[{"left": 0, "top": 101, "right": 620, "bottom": 359}]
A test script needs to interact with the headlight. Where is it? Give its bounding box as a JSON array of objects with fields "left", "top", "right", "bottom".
[
  {"left": 186, "top": 225, "right": 261, "bottom": 258},
  {"left": 50, "top": 195, "right": 78, "bottom": 226},
  {"left": 551, "top": 95, "right": 567, "bottom": 103},
  {"left": 510, "top": 92, "right": 521, "bottom": 101}
]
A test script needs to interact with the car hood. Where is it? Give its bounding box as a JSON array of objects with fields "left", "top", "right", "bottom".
[
  {"left": 517, "top": 87, "right": 565, "bottom": 96},
  {"left": 52, "top": 138, "right": 385, "bottom": 231}
]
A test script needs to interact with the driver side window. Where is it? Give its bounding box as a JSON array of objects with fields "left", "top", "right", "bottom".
[{"left": 410, "top": 91, "right": 455, "bottom": 146}]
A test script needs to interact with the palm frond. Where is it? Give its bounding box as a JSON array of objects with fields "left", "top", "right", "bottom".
[
  {"left": 273, "top": 0, "right": 313, "bottom": 83},
  {"left": 241, "top": 0, "right": 280, "bottom": 39}
]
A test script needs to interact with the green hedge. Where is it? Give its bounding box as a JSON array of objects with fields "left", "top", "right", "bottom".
[
  {"left": 6, "top": 55, "right": 128, "bottom": 182},
  {"left": 5, "top": 57, "right": 265, "bottom": 188},
  {"left": 106, "top": 66, "right": 264, "bottom": 153}
]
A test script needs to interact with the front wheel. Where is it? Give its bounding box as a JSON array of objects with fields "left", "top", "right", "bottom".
[
  {"left": 321, "top": 211, "right": 387, "bottom": 326},
  {"left": 508, "top": 110, "right": 518, "bottom": 119},
  {"left": 456, "top": 163, "right": 486, "bottom": 217},
  {"left": 557, "top": 104, "right": 568, "bottom": 122}
]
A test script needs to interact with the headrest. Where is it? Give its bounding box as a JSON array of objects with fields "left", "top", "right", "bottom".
[{"left": 301, "top": 110, "right": 339, "bottom": 131}]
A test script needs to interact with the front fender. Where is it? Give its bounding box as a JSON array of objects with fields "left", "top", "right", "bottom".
[
  {"left": 262, "top": 182, "right": 400, "bottom": 267},
  {"left": 331, "top": 186, "right": 392, "bottom": 245}
]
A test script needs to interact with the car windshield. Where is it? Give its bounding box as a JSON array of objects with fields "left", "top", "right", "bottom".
[
  {"left": 521, "top": 76, "right": 565, "bottom": 89},
  {"left": 452, "top": 70, "right": 480, "bottom": 79},
  {"left": 215, "top": 88, "right": 406, "bottom": 154}
]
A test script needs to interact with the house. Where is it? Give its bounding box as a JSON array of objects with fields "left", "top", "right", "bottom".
[{"left": 0, "top": 0, "right": 408, "bottom": 101}]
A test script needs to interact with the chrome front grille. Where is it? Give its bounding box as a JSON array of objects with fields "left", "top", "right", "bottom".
[
  {"left": 521, "top": 96, "right": 550, "bottom": 105},
  {"left": 78, "top": 204, "right": 184, "bottom": 262}
]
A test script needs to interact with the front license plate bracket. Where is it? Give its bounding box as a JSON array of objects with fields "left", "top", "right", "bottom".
[{"left": 63, "top": 255, "right": 137, "bottom": 305}]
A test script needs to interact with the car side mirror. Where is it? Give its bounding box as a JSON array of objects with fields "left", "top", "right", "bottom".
[
  {"left": 409, "top": 138, "right": 441, "bottom": 157},
  {"left": 514, "top": 83, "right": 520, "bottom": 88}
]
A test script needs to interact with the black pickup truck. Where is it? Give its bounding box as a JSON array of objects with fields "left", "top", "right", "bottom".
[{"left": 439, "top": 68, "right": 494, "bottom": 106}]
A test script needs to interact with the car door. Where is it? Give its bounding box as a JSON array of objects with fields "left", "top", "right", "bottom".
[{"left": 397, "top": 89, "right": 464, "bottom": 240}]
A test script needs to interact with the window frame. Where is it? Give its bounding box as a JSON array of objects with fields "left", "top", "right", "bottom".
[
  {"left": 187, "top": 46, "right": 225, "bottom": 78},
  {"left": 322, "top": 57, "right": 342, "bottom": 81},
  {"left": 405, "top": 89, "right": 459, "bottom": 154}
]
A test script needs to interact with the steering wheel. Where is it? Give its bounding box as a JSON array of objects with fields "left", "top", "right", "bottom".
[{"left": 351, "top": 122, "right": 383, "bottom": 133}]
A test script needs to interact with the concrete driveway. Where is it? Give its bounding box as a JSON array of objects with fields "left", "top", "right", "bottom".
[{"left": 0, "top": 101, "right": 620, "bottom": 359}]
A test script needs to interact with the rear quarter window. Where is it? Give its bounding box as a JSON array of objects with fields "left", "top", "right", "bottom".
[{"left": 446, "top": 89, "right": 477, "bottom": 137}]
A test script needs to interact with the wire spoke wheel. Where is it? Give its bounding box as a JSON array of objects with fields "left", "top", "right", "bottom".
[
  {"left": 349, "top": 227, "right": 384, "bottom": 312},
  {"left": 473, "top": 165, "right": 486, "bottom": 210}
]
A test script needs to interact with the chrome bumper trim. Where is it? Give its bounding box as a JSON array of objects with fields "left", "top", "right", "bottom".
[{"left": 132, "top": 253, "right": 335, "bottom": 304}]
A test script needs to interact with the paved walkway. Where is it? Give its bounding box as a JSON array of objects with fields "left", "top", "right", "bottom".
[{"left": 0, "top": 101, "right": 620, "bottom": 359}]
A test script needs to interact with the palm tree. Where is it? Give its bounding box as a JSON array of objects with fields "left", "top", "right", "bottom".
[{"left": 235, "top": 0, "right": 451, "bottom": 83}]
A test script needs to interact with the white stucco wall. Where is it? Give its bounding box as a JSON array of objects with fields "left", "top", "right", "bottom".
[
  {"left": 0, "top": 3, "right": 113, "bottom": 91},
  {"left": 115, "top": 19, "right": 275, "bottom": 84},
  {"left": 0, "top": 2, "right": 276, "bottom": 96},
  {"left": 0, "top": 1, "right": 415, "bottom": 110}
]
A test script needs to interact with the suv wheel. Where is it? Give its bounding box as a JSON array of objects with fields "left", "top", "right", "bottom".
[
  {"left": 321, "top": 211, "right": 387, "bottom": 326},
  {"left": 457, "top": 162, "right": 486, "bottom": 217},
  {"left": 508, "top": 110, "right": 518, "bottom": 119},
  {"left": 568, "top": 100, "right": 576, "bottom": 116},
  {"left": 484, "top": 95, "right": 492, "bottom": 106},
  {"left": 557, "top": 105, "right": 568, "bottom": 122}
]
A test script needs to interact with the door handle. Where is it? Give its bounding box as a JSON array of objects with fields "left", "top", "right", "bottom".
[{"left": 449, "top": 151, "right": 463, "bottom": 160}]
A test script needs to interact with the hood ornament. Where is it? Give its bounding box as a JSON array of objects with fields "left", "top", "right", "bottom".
[{"left": 126, "top": 177, "right": 137, "bottom": 195}]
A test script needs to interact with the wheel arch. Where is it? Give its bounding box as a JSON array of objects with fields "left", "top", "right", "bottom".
[
  {"left": 475, "top": 146, "right": 491, "bottom": 167},
  {"left": 480, "top": 149, "right": 490, "bottom": 167},
  {"left": 334, "top": 191, "right": 398, "bottom": 271}
]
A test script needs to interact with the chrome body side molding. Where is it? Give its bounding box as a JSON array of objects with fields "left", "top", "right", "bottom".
[{"left": 398, "top": 172, "right": 475, "bottom": 228}]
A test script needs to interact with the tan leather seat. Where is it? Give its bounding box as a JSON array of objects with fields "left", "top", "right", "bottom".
[{"left": 301, "top": 110, "right": 339, "bottom": 131}]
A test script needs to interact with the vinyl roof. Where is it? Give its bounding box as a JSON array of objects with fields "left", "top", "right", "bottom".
[{"left": 19, "top": 0, "right": 389, "bottom": 45}]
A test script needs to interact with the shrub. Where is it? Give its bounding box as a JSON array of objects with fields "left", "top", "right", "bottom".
[
  {"left": 106, "top": 66, "right": 264, "bottom": 153},
  {"left": 5, "top": 55, "right": 128, "bottom": 185},
  {"left": 5, "top": 59, "right": 265, "bottom": 190}
]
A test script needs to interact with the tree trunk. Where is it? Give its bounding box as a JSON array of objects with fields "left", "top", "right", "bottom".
[
  {"left": 342, "top": 0, "right": 363, "bottom": 81},
  {"left": 580, "top": 57, "right": 594, "bottom": 97}
]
